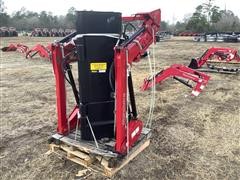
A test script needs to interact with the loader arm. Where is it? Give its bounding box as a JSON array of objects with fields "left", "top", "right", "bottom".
[
  {"left": 26, "top": 44, "right": 51, "bottom": 60},
  {"left": 114, "top": 9, "right": 161, "bottom": 153},
  {"left": 189, "top": 47, "right": 240, "bottom": 69},
  {"left": 114, "top": 9, "right": 210, "bottom": 154},
  {"left": 141, "top": 64, "right": 210, "bottom": 96},
  {"left": 1, "top": 43, "right": 29, "bottom": 53}
]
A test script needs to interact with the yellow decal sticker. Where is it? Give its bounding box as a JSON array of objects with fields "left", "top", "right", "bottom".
[{"left": 90, "top": 62, "right": 107, "bottom": 73}]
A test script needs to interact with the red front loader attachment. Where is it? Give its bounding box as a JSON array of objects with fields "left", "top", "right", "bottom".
[
  {"left": 1, "top": 43, "right": 29, "bottom": 53},
  {"left": 142, "top": 64, "right": 210, "bottom": 96},
  {"left": 45, "top": 9, "right": 211, "bottom": 177},
  {"left": 189, "top": 47, "right": 240, "bottom": 73},
  {"left": 26, "top": 44, "right": 51, "bottom": 60}
]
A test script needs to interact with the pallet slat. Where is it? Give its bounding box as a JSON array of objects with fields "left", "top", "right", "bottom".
[{"left": 104, "top": 139, "right": 150, "bottom": 177}]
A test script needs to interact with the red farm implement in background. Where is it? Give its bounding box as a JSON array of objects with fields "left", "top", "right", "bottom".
[
  {"left": 178, "top": 32, "right": 200, "bottom": 36},
  {"left": 189, "top": 47, "right": 240, "bottom": 74},
  {"left": 26, "top": 44, "right": 51, "bottom": 60},
  {"left": 1, "top": 43, "right": 29, "bottom": 53},
  {"left": 1, "top": 43, "right": 51, "bottom": 61},
  {"left": 141, "top": 64, "right": 209, "bottom": 97},
  {"left": 31, "top": 28, "right": 43, "bottom": 37},
  {"left": 0, "top": 27, "right": 18, "bottom": 37}
]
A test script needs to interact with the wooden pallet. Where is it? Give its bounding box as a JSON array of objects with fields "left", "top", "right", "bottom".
[{"left": 46, "top": 128, "right": 151, "bottom": 177}]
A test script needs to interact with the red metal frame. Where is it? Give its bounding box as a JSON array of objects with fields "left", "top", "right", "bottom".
[
  {"left": 51, "top": 42, "right": 77, "bottom": 135},
  {"left": 26, "top": 44, "right": 51, "bottom": 60},
  {"left": 50, "top": 9, "right": 210, "bottom": 155},
  {"left": 2, "top": 43, "right": 53, "bottom": 61},
  {"left": 50, "top": 9, "right": 161, "bottom": 154},
  {"left": 114, "top": 9, "right": 161, "bottom": 153},
  {"left": 1, "top": 43, "right": 29, "bottom": 53},
  {"left": 141, "top": 64, "right": 210, "bottom": 96},
  {"left": 121, "top": 10, "right": 160, "bottom": 64}
]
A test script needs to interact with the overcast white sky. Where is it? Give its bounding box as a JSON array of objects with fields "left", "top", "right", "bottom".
[{"left": 4, "top": 0, "right": 240, "bottom": 23}]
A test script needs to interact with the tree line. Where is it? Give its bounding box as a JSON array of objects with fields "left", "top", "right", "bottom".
[
  {"left": 0, "top": 0, "right": 76, "bottom": 31},
  {"left": 1, "top": 0, "right": 240, "bottom": 32},
  {"left": 161, "top": 0, "right": 240, "bottom": 33}
]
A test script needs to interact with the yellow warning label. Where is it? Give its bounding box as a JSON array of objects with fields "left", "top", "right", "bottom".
[{"left": 90, "top": 62, "right": 107, "bottom": 72}]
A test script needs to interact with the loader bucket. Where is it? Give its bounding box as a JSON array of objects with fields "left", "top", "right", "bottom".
[{"left": 188, "top": 58, "right": 198, "bottom": 69}]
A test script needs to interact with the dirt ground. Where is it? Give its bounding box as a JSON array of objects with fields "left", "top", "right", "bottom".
[{"left": 0, "top": 36, "right": 239, "bottom": 180}]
